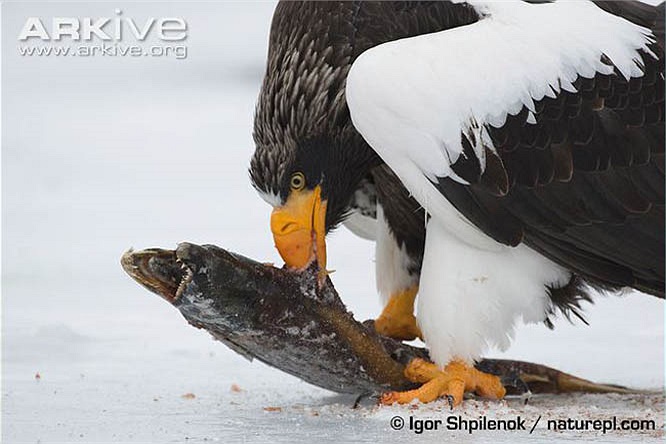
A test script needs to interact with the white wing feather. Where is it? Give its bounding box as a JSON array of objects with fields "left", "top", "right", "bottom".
[{"left": 346, "top": 0, "right": 655, "bottom": 241}]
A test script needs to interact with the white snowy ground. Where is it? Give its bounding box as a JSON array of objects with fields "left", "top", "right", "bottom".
[{"left": 2, "top": 2, "right": 664, "bottom": 443}]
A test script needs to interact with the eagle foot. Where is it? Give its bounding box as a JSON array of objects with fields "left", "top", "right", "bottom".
[
  {"left": 374, "top": 286, "right": 422, "bottom": 341},
  {"left": 380, "top": 358, "right": 506, "bottom": 407}
]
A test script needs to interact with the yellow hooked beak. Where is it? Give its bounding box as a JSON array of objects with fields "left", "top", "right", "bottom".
[{"left": 270, "top": 185, "right": 327, "bottom": 272}]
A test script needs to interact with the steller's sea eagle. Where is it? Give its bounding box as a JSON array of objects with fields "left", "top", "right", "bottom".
[{"left": 249, "top": 0, "right": 665, "bottom": 405}]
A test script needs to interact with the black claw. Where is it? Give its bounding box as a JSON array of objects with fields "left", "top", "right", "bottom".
[
  {"left": 352, "top": 392, "right": 370, "bottom": 409},
  {"left": 445, "top": 394, "right": 455, "bottom": 410}
]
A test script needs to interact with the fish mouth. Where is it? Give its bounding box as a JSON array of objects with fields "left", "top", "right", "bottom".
[{"left": 121, "top": 247, "right": 193, "bottom": 304}]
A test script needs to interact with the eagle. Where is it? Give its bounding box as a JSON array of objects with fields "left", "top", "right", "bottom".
[{"left": 249, "top": 0, "right": 665, "bottom": 406}]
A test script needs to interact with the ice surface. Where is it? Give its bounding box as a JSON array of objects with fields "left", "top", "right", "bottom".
[{"left": 2, "top": 2, "right": 664, "bottom": 443}]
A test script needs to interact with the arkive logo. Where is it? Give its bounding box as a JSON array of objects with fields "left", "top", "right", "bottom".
[{"left": 18, "top": 10, "right": 187, "bottom": 41}]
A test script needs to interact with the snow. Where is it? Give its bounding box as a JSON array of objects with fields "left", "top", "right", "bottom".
[{"left": 2, "top": 1, "right": 664, "bottom": 443}]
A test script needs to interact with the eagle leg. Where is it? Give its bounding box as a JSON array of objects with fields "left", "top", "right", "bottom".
[
  {"left": 374, "top": 285, "right": 422, "bottom": 341},
  {"left": 380, "top": 358, "right": 506, "bottom": 407}
]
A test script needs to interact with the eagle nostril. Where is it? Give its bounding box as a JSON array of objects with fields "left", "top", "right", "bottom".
[{"left": 277, "top": 221, "right": 299, "bottom": 235}]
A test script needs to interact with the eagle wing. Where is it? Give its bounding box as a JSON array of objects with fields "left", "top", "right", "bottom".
[{"left": 346, "top": 0, "right": 665, "bottom": 296}]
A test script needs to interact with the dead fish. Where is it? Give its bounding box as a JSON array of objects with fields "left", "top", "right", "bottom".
[{"left": 121, "top": 242, "right": 638, "bottom": 398}]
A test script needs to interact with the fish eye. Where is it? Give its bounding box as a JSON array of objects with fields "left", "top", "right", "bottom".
[{"left": 290, "top": 172, "right": 306, "bottom": 191}]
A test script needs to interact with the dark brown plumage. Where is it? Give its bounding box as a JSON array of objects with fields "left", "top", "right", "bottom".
[
  {"left": 250, "top": 1, "right": 478, "bottom": 230},
  {"left": 440, "top": 2, "right": 665, "bottom": 298},
  {"left": 250, "top": 1, "right": 665, "bottom": 329}
]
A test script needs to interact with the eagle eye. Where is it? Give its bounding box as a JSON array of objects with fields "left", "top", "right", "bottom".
[{"left": 290, "top": 172, "right": 306, "bottom": 191}]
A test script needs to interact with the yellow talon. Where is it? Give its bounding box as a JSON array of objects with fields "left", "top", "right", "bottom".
[
  {"left": 381, "top": 358, "right": 506, "bottom": 407},
  {"left": 375, "top": 286, "right": 422, "bottom": 341}
]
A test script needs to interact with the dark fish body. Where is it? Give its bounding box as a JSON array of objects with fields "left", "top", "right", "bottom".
[
  {"left": 122, "top": 243, "right": 637, "bottom": 397},
  {"left": 123, "top": 243, "right": 411, "bottom": 394}
]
